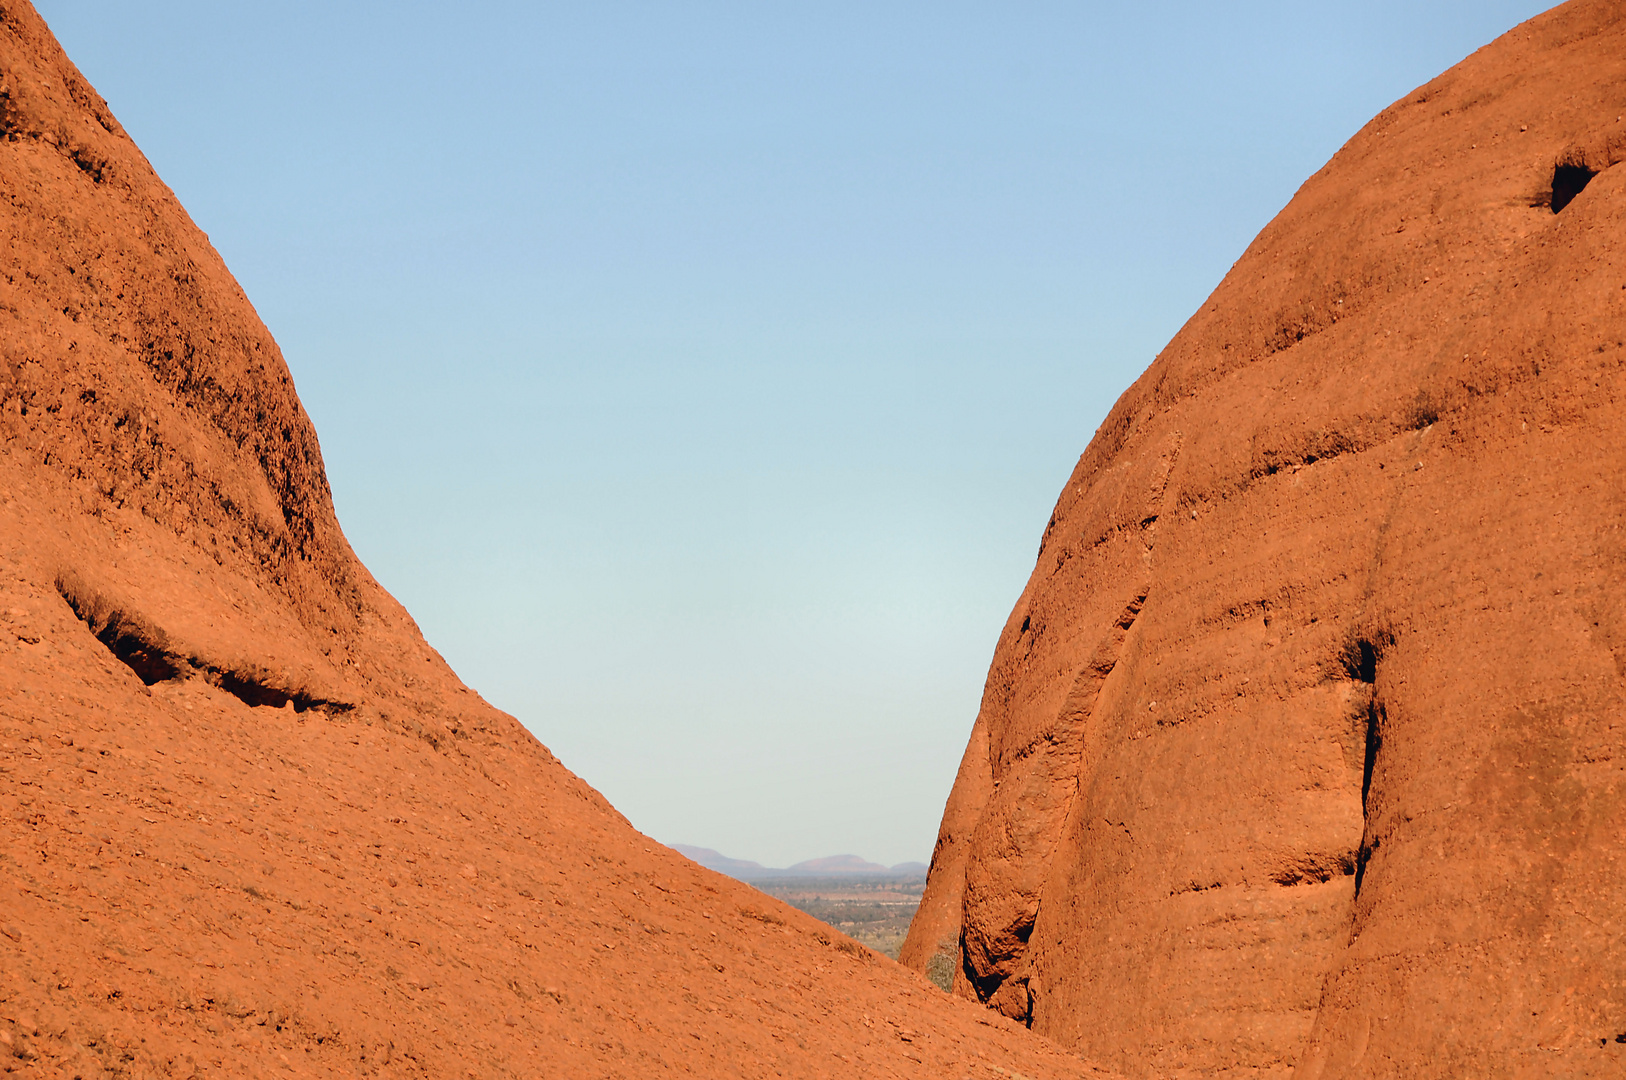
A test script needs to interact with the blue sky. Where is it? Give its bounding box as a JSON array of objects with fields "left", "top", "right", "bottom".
[{"left": 37, "top": 1, "right": 1549, "bottom": 866}]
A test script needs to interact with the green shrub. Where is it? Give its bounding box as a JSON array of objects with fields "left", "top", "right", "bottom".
[{"left": 925, "top": 940, "right": 957, "bottom": 993}]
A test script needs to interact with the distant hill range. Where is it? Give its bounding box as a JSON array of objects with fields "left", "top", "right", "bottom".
[{"left": 672, "top": 845, "right": 928, "bottom": 881}]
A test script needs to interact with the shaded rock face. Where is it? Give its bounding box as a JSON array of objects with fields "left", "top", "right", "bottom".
[
  {"left": 902, "top": 1, "right": 1626, "bottom": 1074},
  {"left": 0, "top": 5, "right": 1106, "bottom": 1077}
]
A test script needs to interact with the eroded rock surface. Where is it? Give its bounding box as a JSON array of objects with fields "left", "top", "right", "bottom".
[
  {"left": 903, "top": 1, "right": 1626, "bottom": 1075},
  {"left": 0, "top": 4, "right": 1109, "bottom": 1076}
]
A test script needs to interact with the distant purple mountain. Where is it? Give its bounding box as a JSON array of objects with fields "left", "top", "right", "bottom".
[
  {"left": 669, "top": 845, "right": 769, "bottom": 877},
  {"left": 669, "top": 845, "right": 927, "bottom": 882},
  {"left": 787, "top": 854, "right": 888, "bottom": 875}
]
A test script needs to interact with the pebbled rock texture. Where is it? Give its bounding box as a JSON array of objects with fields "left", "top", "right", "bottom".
[
  {"left": 902, "top": 1, "right": 1626, "bottom": 1076},
  {"left": 0, "top": 3, "right": 1110, "bottom": 1077}
]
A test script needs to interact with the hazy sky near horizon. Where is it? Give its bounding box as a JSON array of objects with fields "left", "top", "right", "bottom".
[{"left": 38, "top": 1, "right": 1548, "bottom": 867}]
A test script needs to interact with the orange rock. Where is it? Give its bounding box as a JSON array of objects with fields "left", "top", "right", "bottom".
[
  {"left": 0, "top": 3, "right": 1108, "bottom": 1076},
  {"left": 904, "top": 1, "right": 1626, "bottom": 1074}
]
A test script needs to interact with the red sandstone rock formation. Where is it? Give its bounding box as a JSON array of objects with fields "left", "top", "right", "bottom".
[
  {"left": 902, "top": 1, "right": 1626, "bottom": 1075},
  {"left": 0, "top": 4, "right": 1106, "bottom": 1076}
]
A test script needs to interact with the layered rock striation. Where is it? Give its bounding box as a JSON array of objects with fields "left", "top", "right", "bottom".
[{"left": 903, "top": 2, "right": 1626, "bottom": 1075}]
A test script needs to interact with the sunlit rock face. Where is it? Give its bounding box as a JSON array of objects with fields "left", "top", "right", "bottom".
[{"left": 902, "top": 2, "right": 1626, "bottom": 1074}]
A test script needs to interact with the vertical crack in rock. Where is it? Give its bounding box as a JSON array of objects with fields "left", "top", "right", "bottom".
[
  {"left": 1060, "top": 594, "right": 1150, "bottom": 729},
  {"left": 957, "top": 433, "right": 1181, "bottom": 1024},
  {"left": 961, "top": 588, "right": 1150, "bottom": 1023},
  {"left": 1341, "top": 636, "right": 1389, "bottom": 905}
]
